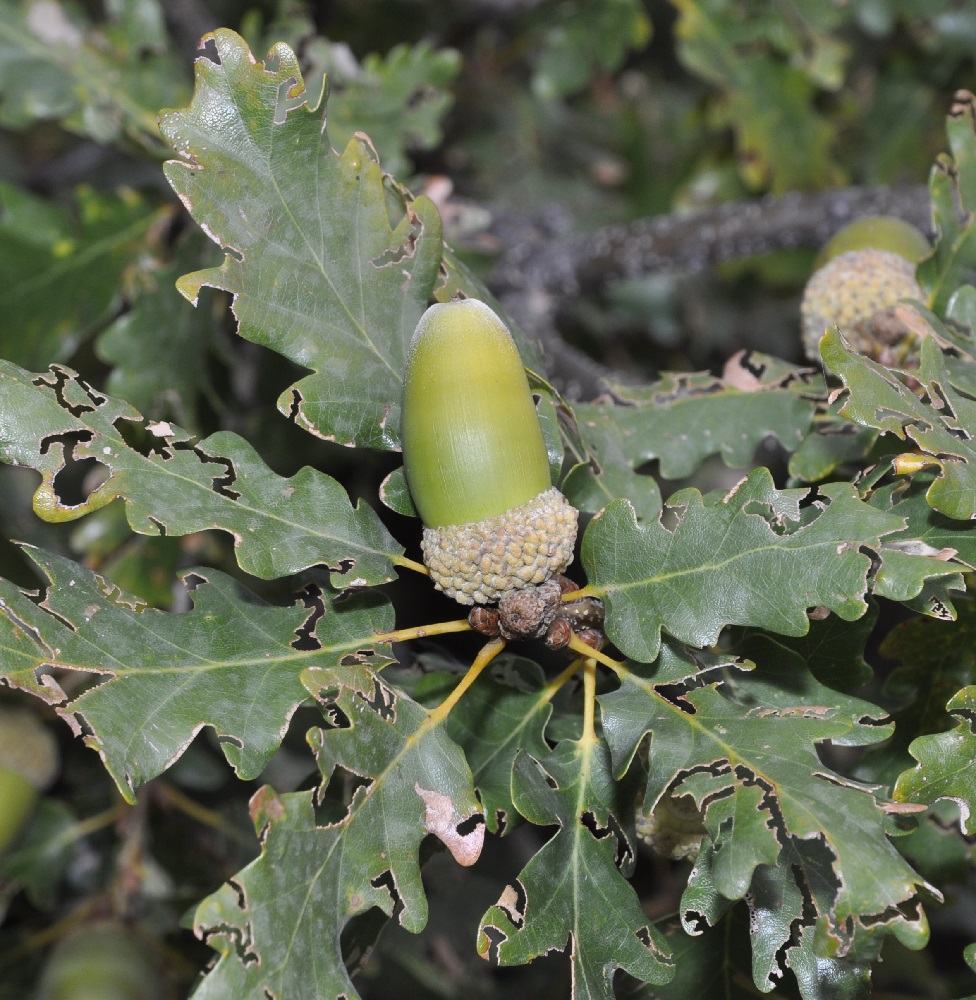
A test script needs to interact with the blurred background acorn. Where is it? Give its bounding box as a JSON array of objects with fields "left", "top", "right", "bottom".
[{"left": 800, "top": 215, "right": 931, "bottom": 368}]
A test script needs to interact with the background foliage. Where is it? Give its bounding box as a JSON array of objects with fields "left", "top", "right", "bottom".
[{"left": 1, "top": 2, "right": 976, "bottom": 998}]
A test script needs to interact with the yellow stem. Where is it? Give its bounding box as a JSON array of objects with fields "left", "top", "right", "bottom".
[
  {"left": 374, "top": 618, "right": 472, "bottom": 644},
  {"left": 540, "top": 657, "right": 584, "bottom": 701},
  {"left": 64, "top": 805, "right": 125, "bottom": 841},
  {"left": 157, "top": 783, "right": 255, "bottom": 846},
  {"left": 393, "top": 555, "right": 430, "bottom": 576},
  {"left": 428, "top": 637, "right": 506, "bottom": 726},
  {"left": 567, "top": 632, "right": 623, "bottom": 673},
  {"left": 561, "top": 585, "right": 599, "bottom": 601},
  {"left": 581, "top": 657, "right": 598, "bottom": 745}
]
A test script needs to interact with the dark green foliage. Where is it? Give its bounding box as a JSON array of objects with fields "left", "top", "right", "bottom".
[{"left": 1, "top": 4, "right": 976, "bottom": 1000}]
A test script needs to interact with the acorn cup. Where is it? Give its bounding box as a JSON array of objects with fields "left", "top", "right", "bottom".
[
  {"left": 401, "top": 299, "right": 579, "bottom": 606},
  {"left": 35, "top": 921, "right": 162, "bottom": 1000},
  {"left": 0, "top": 704, "right": 59, "bottom": 855},
  {"left": 800, "top": 215, "right": 931, "bottom": 367}
]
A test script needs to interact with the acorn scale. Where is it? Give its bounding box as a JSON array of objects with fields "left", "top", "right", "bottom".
[{"left": 401, "top": 299, "right": 578, "bottom": 605}]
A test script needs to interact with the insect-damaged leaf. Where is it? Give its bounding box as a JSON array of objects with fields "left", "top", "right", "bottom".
[
  {"left": 160, "top": 29, "right": 444, "bottom": 450},
  {"left": 478, "top": 739, "right": 673, "bottom": 999},
  {"left": 600, "top": 646, "right": 935, "bottom": 991},
  {"left": 191, "top": 664, "right": 482, "bottom": 1000},
  {"left": 895, "top": 684, "right": 976, "bottom": 835},
  {"left": 917, "top": 90, "right": 976, "bottom": 314},
  {"left": 0, "top": 547, "right": 395, "bottom": 801},
  {"left": 684, "top": 838, "right": 880, "bottom": 999},
  {"left": 823, "top": 328, "right": 976, "bottom": 522},
  {"left": 442, "top": 657, "right": 556, "bottom": 835},
  {"left": 0, "top": 361, "right": 408, "bottom": 586},
  {"left": 564, "top": 353, "right": 819, "bottom": 520},
  {"left": 582, "top": 465, "right": 932, "bottom": 664}
]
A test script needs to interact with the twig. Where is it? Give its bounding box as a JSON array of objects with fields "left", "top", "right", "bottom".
[{"left": 488, "top": 184, "right": 931, "bottom": 397}]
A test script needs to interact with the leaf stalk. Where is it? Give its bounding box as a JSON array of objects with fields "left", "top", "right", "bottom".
[{"left": 428, "top": 637, "right": 506, "bottom": 726}]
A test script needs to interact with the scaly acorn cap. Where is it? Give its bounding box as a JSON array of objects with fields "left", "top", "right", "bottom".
[
  {"left": 800, "top": 248, "right": 925, "bottom": 366},
  {"left": 801, "top": 216, "right": 930, "bottom": 366},
  {"left": 401, "top": 299, "right": 578, "bottom": 605}
]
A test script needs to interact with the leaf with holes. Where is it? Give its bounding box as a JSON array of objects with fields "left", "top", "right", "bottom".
[
  {"left": 599, "top": 650, "right": 935, "bottom": 990},
  {"left": 581, "top": 465, "right": 921, "bottom": 664},
  {"left": 823, "top": 328, "right": 976, "bottom": 521},
  {"left": 0, "top": 546, "right": 394, "bottom": 801},
  {"left": 160, "top": 28, "right": 445, "bottom": 451},
  {"left": 0, "top": 361, "right": 410, "bottom": 586},
  {"left": 442, "top": 656, "right": 559, "bottom": 835},
  {"left": 192, "top": 664, "right": 483, "bottom": 1000},
  {"left": 917, "top": 91, "right": 976, "bottom": 313},
  {"left": 894, "top": 684, "right": 976, "bottom": 834},
  {"left": 565, "top": 355, "right": 819, "bottom": 519},
  {"left": 682, "top": 837, "right": 880, "bottom": 998},
  {"left": 477, "top": 739, "right": 673, "bottom": 999}
]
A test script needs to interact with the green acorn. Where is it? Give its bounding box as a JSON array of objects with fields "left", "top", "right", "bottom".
[
  {"left": 814, "top": 215, "right": 931, "bottom": 270},
  {"left": 36, "top": 922, "right": 162, "bottom": 1000},
  {"left": 0, "top": 705, "right": 58, "bottom": 855},
  {"left": 401, "top": 299, "right": 578, "bottom": 606},
  {"left": 800, "top": 215, "right": 930, "bottom": 366}
]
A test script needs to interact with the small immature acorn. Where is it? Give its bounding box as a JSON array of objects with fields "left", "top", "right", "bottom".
[
  {"left": 800, "top": 215, "right": 930, "bottom": 366},
  {"left": 401, "top": 298, "right": 578, "bottom": 605},
  {"left": 0, "top": 704, "right": 58, "bottom": 855},
  {"left": 813, "top": 215, "right": 931, "bottom": 270},
  {"left": 36, "top": 921, "right": 162, "bottom": 1000}
]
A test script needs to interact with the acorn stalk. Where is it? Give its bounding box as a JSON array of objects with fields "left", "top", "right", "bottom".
[{"left": 401, "top": 299, "right": 578, "bottom": 605}]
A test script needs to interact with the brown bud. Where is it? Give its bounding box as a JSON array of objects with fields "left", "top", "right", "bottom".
[
  {"left": 468, "top": 605, "right": 501, "bottom": 637},
  {"left": 574, "top": 627, "right": 604, "bottom": 651},
  {"left": 544, "top": 617, "right": 573, "bottom": 650},
  {"left": 561, "top": 596, "right": 605, "bottom": 631},
  {"left": 498, "top": 578, "right": 562, "bottom": 641}
]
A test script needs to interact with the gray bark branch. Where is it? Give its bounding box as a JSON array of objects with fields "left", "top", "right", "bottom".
[{"left": 487, "top": 183, "right": 931, "bottom": 398}]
